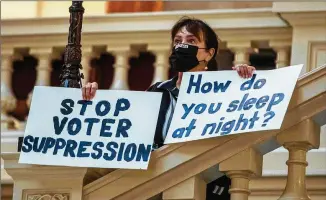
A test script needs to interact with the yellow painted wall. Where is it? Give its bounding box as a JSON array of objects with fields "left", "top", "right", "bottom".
[
  {"left": 83, "top": 1, "right": 106, "bottom": 16},
  {"left": 1, "top": 1, "right": 38, "bottom": 19},
  {"left": 1, "top": 1, "right": 106, "bottom": 19},
  {"left": 41, "top": 1, "right": 106, "bottom": 17},
  {"left": 1, "top": 1, "right": 273, "bottom": 19},
  {"left": 40, "top": 1, "right": 71, "bottom": 17}
]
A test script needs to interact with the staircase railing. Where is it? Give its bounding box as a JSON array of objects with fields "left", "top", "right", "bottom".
[{"left": 82, "top": 65, "right": 326, "bottom": 200}]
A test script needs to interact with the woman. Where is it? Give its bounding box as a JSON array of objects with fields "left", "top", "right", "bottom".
[
  {"left": 82, "top": 17, "right": 255, "bottom": 149},
  {"left": 83, "top": 17, "right": 255, "bottom": 200}
]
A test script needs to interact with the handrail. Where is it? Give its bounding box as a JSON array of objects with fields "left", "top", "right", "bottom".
[{"left": 83, "top": 65, "right": 326, "bottom": 200}]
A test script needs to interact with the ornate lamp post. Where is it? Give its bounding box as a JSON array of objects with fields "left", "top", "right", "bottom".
[{"left": 60, "top": 1, "right": 85, "bottom": 88}]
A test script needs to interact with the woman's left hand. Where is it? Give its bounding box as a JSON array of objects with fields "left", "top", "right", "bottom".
[{"left": 232, "top": 64, "right": 256, "bottom": 79}]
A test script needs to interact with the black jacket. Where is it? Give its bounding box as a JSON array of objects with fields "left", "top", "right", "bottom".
[
  {"left": 146, "top": 76, "right": 179, "bottom": 148},
  {"left": 147, "top": 77, "right": 231, "bottom": 200}
]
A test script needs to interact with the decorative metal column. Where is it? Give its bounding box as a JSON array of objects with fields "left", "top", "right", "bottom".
[{"left": 60, "top": 1, "right": 85, "bottom": 88}]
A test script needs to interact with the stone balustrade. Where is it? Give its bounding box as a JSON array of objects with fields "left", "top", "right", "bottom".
[{"left": 1, "top": 37, "right": 292, "bottom": 130}]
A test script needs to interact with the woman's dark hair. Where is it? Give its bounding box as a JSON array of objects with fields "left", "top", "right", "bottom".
[{"left": 171, "top": 16, "right": 219, "bottom": 71}]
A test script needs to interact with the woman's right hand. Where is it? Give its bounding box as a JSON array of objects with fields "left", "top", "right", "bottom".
[{"left": 82, "top": 82, "right": 98, "bottom": 100}]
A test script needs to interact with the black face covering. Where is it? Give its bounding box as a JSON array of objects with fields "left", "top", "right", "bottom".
[{"left": 169, "top": 43, "right": 205, "bottom": 72}]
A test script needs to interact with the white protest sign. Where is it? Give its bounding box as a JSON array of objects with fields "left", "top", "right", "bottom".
[
  {"left": 19, "top": 86, "right": 162, "bottom": 169},
  {"left": 164, "top": 64, "right": 303, "bottom": 144}
]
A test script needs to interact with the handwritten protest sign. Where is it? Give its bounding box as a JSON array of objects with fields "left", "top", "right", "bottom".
[
  {"left": 164, "top": 64, "right": 303, "bottom": 144},
  {"left": 19, "top": 86, "right": 162, "bottom": 169}
]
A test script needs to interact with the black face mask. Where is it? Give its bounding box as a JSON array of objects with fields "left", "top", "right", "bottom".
[{"left": 169, "top": 44, "right": 206, "bottom": 72}]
